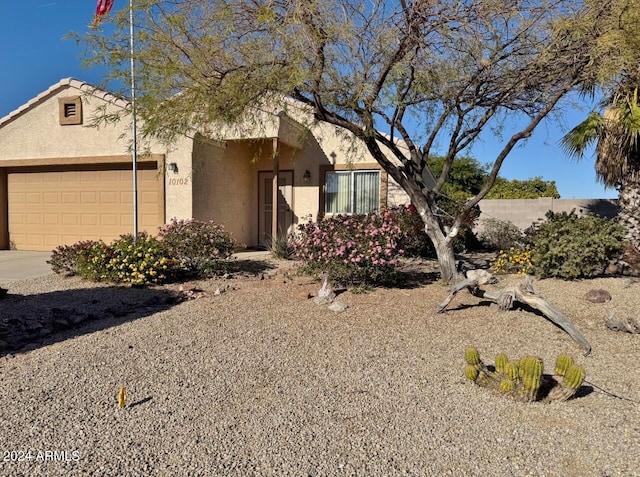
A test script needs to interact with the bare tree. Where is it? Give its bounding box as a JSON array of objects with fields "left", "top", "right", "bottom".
[{"left": 77, "top": 0, "right": 640, "bottom": 282}]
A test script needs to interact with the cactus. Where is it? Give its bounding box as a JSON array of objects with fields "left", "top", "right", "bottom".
[
  {"left": 463, "top": 347, "right": 499, "bottom": 386},
  {"left": 555, "top": 354, "right": 574, "bottom": 376},
  {"left": 504, "top": 362, "right": 519, "bottom": 381},
  {"left": 495, "top": 354, "right": 508, "bottom": 374},
  {"left": 500, "top": 378, "right": 515, "bottom": 395},
  {"left": 117, "top": 386, "right": 127, "bottom": 408},
  {"left": 465, "top": 347, "right": 482, "bottom": 366},
  {"left": 464, "top": 348, "right": 585, "bottom": 403},
  {"left": 564, "top": 365, "right": 585, "bottom": 389},
  {"left": 465, "top": 364, "right": 479, "bottom": 382},
  {"left": 518, "top": 357, "right": 543, "bottom": 402}
]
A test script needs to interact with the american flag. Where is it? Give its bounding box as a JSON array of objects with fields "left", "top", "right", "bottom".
[{"left": 91, "top": 0, "right": 114, "bottom": 29}]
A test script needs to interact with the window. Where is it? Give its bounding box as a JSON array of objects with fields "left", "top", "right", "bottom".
[
  {"left": 58, "top": 96, "right": 82, "bottom": 125},
  {"left": 325, "top": 170, "right": 380, "bottom": 214}
]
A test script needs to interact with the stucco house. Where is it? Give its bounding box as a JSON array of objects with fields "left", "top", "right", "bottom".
[{"left": 0, "top": 78, "right": 422, "bottom": 251}]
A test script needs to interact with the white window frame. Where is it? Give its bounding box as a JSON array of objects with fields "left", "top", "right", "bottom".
[{"left": 324, "top": 169, "right": 380, "bottom": 215}]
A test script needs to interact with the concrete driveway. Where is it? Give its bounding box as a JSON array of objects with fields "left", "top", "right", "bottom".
[{"left": 0, "top": 251, "right": 53, "bottom": 285}]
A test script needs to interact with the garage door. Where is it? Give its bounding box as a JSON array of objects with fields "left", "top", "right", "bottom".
[{"left": 8, "top": 165, "right": 163, "bottom": 250}]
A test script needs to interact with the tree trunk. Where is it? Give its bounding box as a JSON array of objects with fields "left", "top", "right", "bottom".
[
  {"left": 413, "top": 196, "right": 463, "bottom": 284},
  {"left": 433, "top": 238, "right": 460, "bottom": 284},
  {"left": 617, "top": 169, "right": 640, "bottom": 250}
]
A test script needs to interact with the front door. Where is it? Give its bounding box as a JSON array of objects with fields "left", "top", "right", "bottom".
[{"left": 258, "top": 170, "right": 293, "bottom": 245}]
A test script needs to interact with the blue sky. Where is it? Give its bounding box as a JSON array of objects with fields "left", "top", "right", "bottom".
[{"left": 0, "top": 1, "right": 617, "bottom": 199}]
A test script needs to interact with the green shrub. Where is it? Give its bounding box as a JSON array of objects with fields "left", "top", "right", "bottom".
[
  {"left": 158, "top": 218, "right": 236, "bottom": 276},
  {"left": 291, "top": 211, "right": 404, "bottom": 286},
  {"left": 48, "top": 240, "right": 97, "bottom": 276},
  {"left": 479, "top": 218, "right": 523, "bottom": 251},
  {"left": 76, "top": 233, "right": 176, "bottom": 285},
  {"left": 528, "top": 211, "right": 624, "bottom": 279}
]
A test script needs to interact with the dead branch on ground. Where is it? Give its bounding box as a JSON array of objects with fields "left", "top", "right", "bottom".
[{"left": 438, "top": 271, "right": 592, "bottom": 356}]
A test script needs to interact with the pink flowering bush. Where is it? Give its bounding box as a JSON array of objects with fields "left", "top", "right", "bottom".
[
  {"left": 291, "top": 211, "right": 405, "bottom": 286},
  {"left": 158, "top": 218, "right": 236, "bottom": 276}
]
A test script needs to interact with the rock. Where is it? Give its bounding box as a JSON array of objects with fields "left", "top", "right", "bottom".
[
  {"left": 605, "top": 263, "right": 621, "bottom": 275},
  {"left": 585, "top": 289, "right": 611, "bottom": 303},
  {"left": 317, "top": 273, "right": 336, "bottom": 301},
  {"left": 328, "top": 301, "right": 348, "bottom": 313},
  {"left": 466, "top": 269, "right": 497, "bottom": 285},
  {"left": 180, "top": 285, "right": 208, "bottom": 299},
  {"left": 313, "top": 296, "right": 334, "bottom": 306},
  {"left": 605, "top": 310, "right": 640, "bottom": 333}
]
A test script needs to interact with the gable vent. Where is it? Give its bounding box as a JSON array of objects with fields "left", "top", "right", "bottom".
[
  {"left": 58, "top": 96, "right": 83, "bottom": 125},
  {"left": 64, "top": 103, "right": 76, "bottom": 117}
]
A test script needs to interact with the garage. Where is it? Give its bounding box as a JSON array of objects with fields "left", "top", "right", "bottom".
[{"left": 6, "top": 161, "right": 164, "bottom": 251}]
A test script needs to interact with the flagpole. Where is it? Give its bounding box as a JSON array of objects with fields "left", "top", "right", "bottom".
[{"left": 129, "top": 0, "right": 139, "bottom": 240}]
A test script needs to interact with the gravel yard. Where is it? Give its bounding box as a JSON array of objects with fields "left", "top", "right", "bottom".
[{"left": 1, "top": 257, "right": 640, "bottom": 476}]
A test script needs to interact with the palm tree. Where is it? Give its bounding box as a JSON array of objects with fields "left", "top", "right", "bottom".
[{"left": 561, "top": 80, "right": 640, "bottom": 251}]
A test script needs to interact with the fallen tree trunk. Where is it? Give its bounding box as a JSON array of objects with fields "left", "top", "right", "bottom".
[{"left": 437, "top": 272, "right": 592, "bottom": 356}]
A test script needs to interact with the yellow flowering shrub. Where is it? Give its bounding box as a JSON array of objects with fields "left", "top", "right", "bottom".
[
  {"left": 491, "top": 246, "right": 534, "bottom": 275},
  {"left": 76, "top": 233, "right": 178, "bottom": 285}
]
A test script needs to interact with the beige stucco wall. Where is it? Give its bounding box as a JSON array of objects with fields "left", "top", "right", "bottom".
[
  {"left": 228, "top": 115, "right": 413, "bottom": 246},
  {"left": 0, "top": 81, "right": 415, "bottom": 248},
  {"left": 0, "top": 89, "right": 132, "bottom": 159},
  {"left": 191, "top": 139, "right": 254, "bottom": 246},
  {"left": 476, "top": 198, "right": 619, "bottom": 233},
  {"left": 162, "top": 134, "right": 194, "bottom": 220},
  {"left": 0, "top": 82, "right": 198, "bottom": 229}
]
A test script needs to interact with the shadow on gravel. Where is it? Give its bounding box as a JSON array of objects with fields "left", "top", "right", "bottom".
[
  {"left": 396, "top": 270, "right": 440, "bottom": 289},
  {"left": 574, "top": 385, "right": 594, "bottom": 399},
  {"left": 228, "top": 259, "right": 276, "bottom": 276},
  {"left": 128, "top": 396, "right": 153, "bottom": 408},
  {"left": 394, "top": 252, "right": 496, "bottom": 289},
  {"left": 0, "top": 285, "right": 182, "bottom": 356}
]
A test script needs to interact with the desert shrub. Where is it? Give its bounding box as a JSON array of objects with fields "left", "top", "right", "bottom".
[
  {"left": 479, "top": 218, "right": 524, "bottom": 251},
  {"left": 528, "top": 211, "right": 624, "bottom": 279},
  {"left": 74, "top": 240, "right": 111, "bottom": 281},
  {"left": 384, "top": 205, "right": 434, "bottom": 258},
  {"left": 158, "top": 218, "right": 236, "bottom": 276},
  {"left": 48, "top": 240, "right": 97, "bottom": 276},
  {"left": 291, "top": 211, "right": 405, "bottom": 286},
  {"left": 491, "top": 246, "right": 534, "bottom": 275},
  {"left": 76, "top": 233, "right": 176, "bottom": 285},
  {"left": 265, "top": 234, "right": 295, "bottom": 260}
]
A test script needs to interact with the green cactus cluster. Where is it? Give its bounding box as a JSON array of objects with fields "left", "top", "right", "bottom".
[
  {"left": 495, "top": 354, "right": 508, "bottom": 374},
  {"left": 463, "top": 347, "right": 586, "bottom": 403},
  {"left": 555, "top": 354, "right": 574, "bottom": 376}
]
